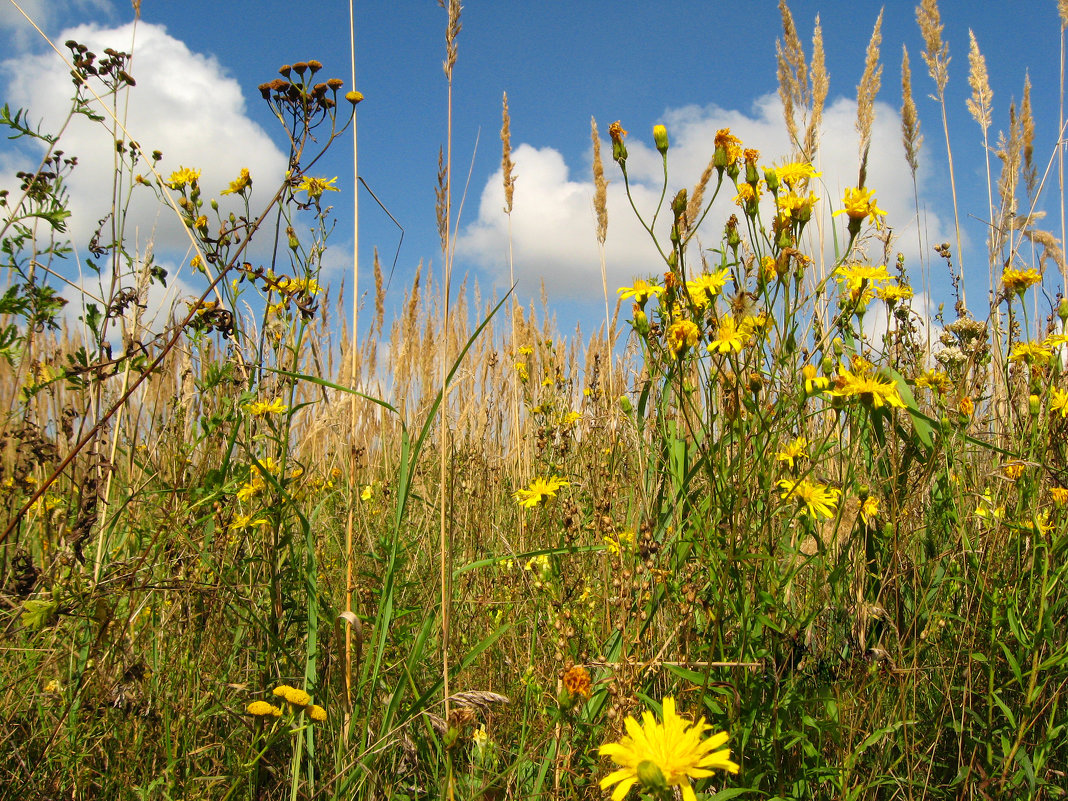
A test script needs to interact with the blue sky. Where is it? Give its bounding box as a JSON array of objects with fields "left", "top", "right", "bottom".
[{"left": 1, "top": 1, "right": 1064, "bottom": 340}]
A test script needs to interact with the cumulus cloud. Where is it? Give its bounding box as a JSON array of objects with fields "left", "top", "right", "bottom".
[
  {"left": 2, "top": 20, "right": 288, "bottom": 254},
  {"left": 458, "top": 93, "right": 954, "bottom": 305},
  {"left": 0, "top": 0, "right": 112, "bottom": 47}
]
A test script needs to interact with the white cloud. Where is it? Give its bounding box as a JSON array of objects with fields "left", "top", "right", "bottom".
[
  {"left": 0, "top": 0, "right": 112, "bottom": 47},
  {"left": 458, "top": 93, "right": 955, "bottom": 305},
  {"left": 2, "top": 20, "right": 288, "bottom": 255}
]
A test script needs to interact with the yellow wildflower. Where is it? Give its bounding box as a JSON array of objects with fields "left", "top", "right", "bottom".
[
  {"left": 775, "top": 436, "right": 809, "bottom": 470},
  {"left": 296, "top": 175, "right": 339, "bottom": 199},
  {"left": 618, "top": 279, "right": 664, "bottom": 305},
  {"left": 273, "top": 685, "right": 312, "bottom": 707},
  {"left": 1051, "top": 487, "right": 1068, "bottom": 505},
  {"left": 686, "top": 269, "right": 730, "bottom": 307},
  {"left": 246, "top": 700, "right": 283, "bottom": 717},
  {"left": 707, "top": 314, "right": 754, "bottom": 355},
  {"left": 220, "top": 167, "right": 252, "bottom": 195},
  {"left": 1002, "top": 267, "right": 1042, "bottom": 294},
  {"left": 772, "top": 161, "right": 821, "bottom": 189},
  {"left": 515, "top": 476, "right": 569, "bottom": 508},
  {"left": 599, "top": 696, "right": 738, "bottom": 801},
  {"left": 1050, "top": 387, "right": 1068, "bottom": 417},
  {"left": 778, "top": 478, "right": 841, "bottom": 520},
  {"left": 666, "top": 319, "right": 701, "bottom": 357},
  {"left": 834, "top": 186, "right": 886, "bottom": 229},
  {"left": 308, "top": 704, "right": 327, "bottom": 722},
  {"left": 245, "top": 398, "right": 288, "bottom": 416},
  {"left": 167, "top": 166, "right": 200, "bottom": 189},
  {"left": 802, "top": 364, "right": 829, "bottom": 394},
  {"left": 828, "top": 368, "right": 905, "bottom": 409}
]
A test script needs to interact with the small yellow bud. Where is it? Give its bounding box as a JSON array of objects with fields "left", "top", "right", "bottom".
[{"left": 653, "top": 124, "right": 669, "bottom": 155}]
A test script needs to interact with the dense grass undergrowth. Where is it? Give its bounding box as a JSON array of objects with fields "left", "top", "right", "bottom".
[{"left": 4, "top": 2, "right": 1068, "bottom": 799}]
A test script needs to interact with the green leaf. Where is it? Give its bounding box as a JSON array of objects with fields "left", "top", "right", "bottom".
[{"left": 20, "top": 597, "right": 59, "bottom": 630}]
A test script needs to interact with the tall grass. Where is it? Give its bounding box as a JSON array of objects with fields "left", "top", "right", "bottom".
[{"left": 4, "top": 2, "right": 1068, "bottom": 800}]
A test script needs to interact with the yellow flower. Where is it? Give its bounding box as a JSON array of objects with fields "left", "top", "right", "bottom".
[
  {"left": 246, "top": 700, "right": 283, "bottom": 717},
  {"left": 666, "top": 319, "right": 701, "bottom": 357},
  {"left": 1009, "top": 341, "right": 1053, "bottom": 364},
  {"left": 514, "top": 475, "right": 569, "bottom": 508},
  {"left": 914, "top": 369, "right": 951, "bottom": 394},
  {"left": 836, "top": 263, "right": 892, "bottom": 292},
  {"left": 877, "top": 284, "right": 914, "bottom": 303},
  {"left": 618, "top": 279, "right": 665, "bottom": 305},
  {"left": 1051, "top": 487, "right": 1068, "bottom": 505},
  {"left": 44, "top": 679, "right": 62, "bottom": 694},
  {"left": 167, "top": 165, "right": 200, "bottom": 189},
  {"left": 802, "top": 364, "right": 829, "bottom": 394},
  {"left": 775, "top": 436, "right": 809, "bottom": 470},
  {"left": 1050, "top": 387, "right": 1068, "bottom": 417},
  {"left": 828, "top": 368, "right": 905, "bottom": 409},
  {"left": 599, "top": 696, "right": 738, "bottom": 801},
  {"left": 733, "top": 181, "right": 761, "bottom": 209},
  {"left": 686, "top": 269, "right": 730, "bottom": 307},
  {"left": 778, "top": 478, "right": 841, "bottom": 520},
  {"left": 361, "top": 484, "right": 373, "bottom": 501},
  {"left": 1003, "top": 463, "right": 1025, "bottom": 482},
  {"left": 860, "top": 496, "right": 879, "bottom": 526},
  {"left": 563, "top": 664, "right": 592, "bottom": 699},
  {"left": 229, "top": 513, "right": 268, "bottom": 532},
  {"left": 296, "top": 175, "right": 339, "bottom": 199},
  {"left": 308, "top": 704, "right": 327, "bottom": 722},
  {"left": 775, "top": 191, "right": 819, "bottom": 224},
  {"left": 713, "top": 128, "right": 743, "bottom": 170},
  {"left": 1002, "top": 267, "right": 1042, "bottom": 294},
  {"left": 220, "top": 167, "right": 251, "bottom": 196},
  {"left": 834, "top": 186, "right": 886, "bottom": 229},
  {"left": 772, "top": 161, "right": 821, "bottom": 189},
  {"left": 273, "top": 685, "right": 312, "bottom": 707},
  {"left": 707, "top": 314, "right": 754, "bottom": 355},
  {"left": 245, "top": 398, "right": 289, "bottom": 416}
]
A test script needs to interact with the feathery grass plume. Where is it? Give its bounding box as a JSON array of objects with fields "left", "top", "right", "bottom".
[
  {"left": 591, "top": 117, "right": 608, "bottom": 245},
  {"left": 435, "top": 146, "right": 448, "bottom": 252},
  {"left": 440, "top": 0, "right": 462, "bottom": 79},
  {"left": 966, "top": 31, "right": 992, "bottom": 132},
  {"left": 1014, "top": 217, "right": 1068, "bottom": 287},
  {"left": 372, "top": 246, "right": 384, "bottom": 340},
  {"left": 1061, "top": 0, "right": 1068, "bottom": 26},
  {"left": 686, "top": 155, "right": 716, "bottom": 231},
  {"left": 994, "top": 103, "right": 1023, "bottom": 267},
  {"left": 855, "top": 9, "right": 883, "bottom": 173},
  {"left": 803, "top": 17, "right": 828, "bottom": 163},
  {"left": 917, "top": 0, "right": 949, "bottom": 95},
  {"left": 776, "top": 0, "right": 806, "bottom": 152},
  {"left": 901, "top": 45, "right": 922, "bottom": 175},
  {"left": 591, "top": 117, "right": 613, "bottom": 400},
  {"left": 916, "top": 0, "right": 965, "bottom": 304},
  {"left": 1021, "top": 72, "right": 1037, "bottom": 199},
  {"left": 501, "top": 92, "right": 515, "bottom": 215}
]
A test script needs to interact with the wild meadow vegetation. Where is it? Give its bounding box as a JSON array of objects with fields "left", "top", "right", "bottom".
[{"left": 5, "top": 0, "right": 1068, "bottom": 798}]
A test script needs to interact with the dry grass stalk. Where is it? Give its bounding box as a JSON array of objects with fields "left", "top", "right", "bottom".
[
  {"left": 1021, "top": 73, "right": 1037, "bottom": 199},
  {"left": 917, "top": 0, "right": 949, "bottom": 95},
  {"left": 855, "top": 10, "right": 883, "bottom": 172},
  {"left": 901, "top": 45, "right": 923, "bottom": 175},
  {"left": 776, "top": 0, "right": 805, "bottom": 151},
  {"left": 1013, "top": 217, "right": 1068, "bottom": 287},
  {"left": 591, "top": 117, "right": 608, "bottom": 245},
  {"left": 995, "top": 105, "right": 1023, "bottom": 251},
  {"left": 1061, "top": 0, "right": 1068, "bottom": 27},
  {"left": 803, "top": 17, "right": 828, "bottom": 163},
  {"left": 501, "top": 92, "right": 516, "bottom": 215},
  {"left": 966, "top": 31, "right": 992, "bottom": 132},
  {"left": 440, "top": 0, "right": 462, "bottom": 79},
  {"left": 591, "top": 116, "right": 614, "bottom": 401},
  {"left": 373, "top": 247, "right": 385, "bottom": 341},
  {"left": 686, "top": 156, "right": 715, "bottom": 230}
]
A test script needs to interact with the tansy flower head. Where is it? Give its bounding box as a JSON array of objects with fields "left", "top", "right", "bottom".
[
  {"left": 599, "top": 696, "right": 738, "bottom": 801},
  {"left": 562, "top": 664, "right": 592, "bottom": 700},
  {"left": 308, "top": 704, "right": 327, "bottom": 722},
  {"left": 246, "top": 700, "right": 283, "bottom": 717},
  {"left": 273, "top": 684, "right": 312, "bottom": 707}
]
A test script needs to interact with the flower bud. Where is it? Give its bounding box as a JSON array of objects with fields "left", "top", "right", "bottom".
[
  {"left": 636, "top": 760, "right": 667, "bottom": 793},
  {"left": 653, "top": 124, "right": 669, "bottom": 155},
  {"left": 764, "top": 167, "right": 780, "bottom": 193}
]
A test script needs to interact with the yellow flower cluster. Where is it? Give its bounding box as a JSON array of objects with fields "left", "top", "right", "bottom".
[{"left": 514, "top": 475, "right": 569, "bottom": 509}]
